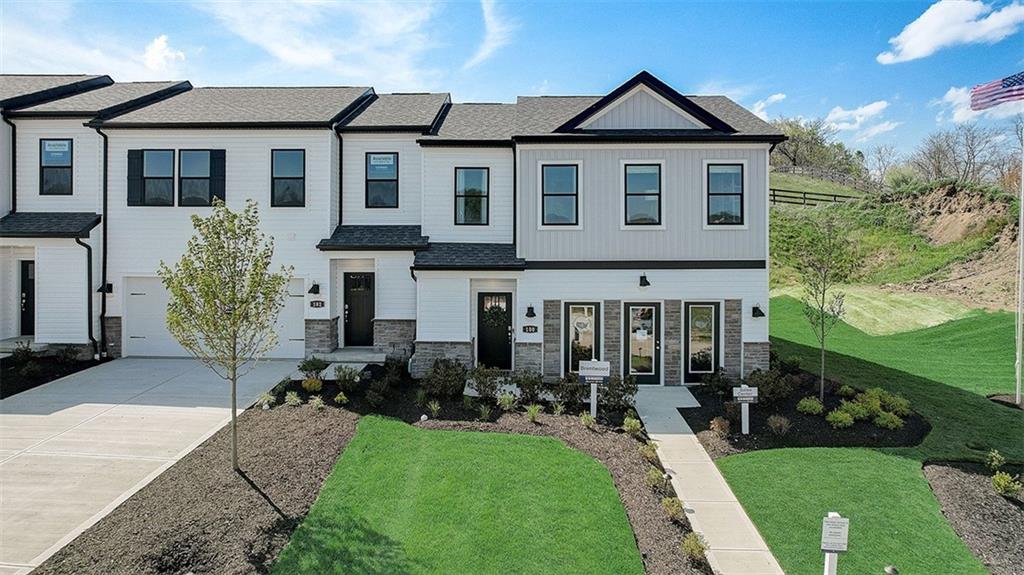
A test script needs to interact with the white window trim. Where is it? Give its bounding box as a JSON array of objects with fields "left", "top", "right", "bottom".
[
  {"left": 619, "top": 159, "right": 666, "bottom": 231},
  {"left": 537, "top": 160, "right": 583, "bottom": 231},
  {"left": 702, "top": 158, "right": 749, "bottom": 231}
]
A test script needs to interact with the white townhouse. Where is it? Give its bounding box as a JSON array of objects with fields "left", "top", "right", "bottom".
[{"left": 0, "top": 71, "right": 783, "bottom": 385}]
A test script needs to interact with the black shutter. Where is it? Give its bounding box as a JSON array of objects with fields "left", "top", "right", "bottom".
[
  {"left": 210, "top": 149, "right": 226, "bottom": 203},
  {"left": 127, "top": 150, "right": 143, "bottom": 206}
]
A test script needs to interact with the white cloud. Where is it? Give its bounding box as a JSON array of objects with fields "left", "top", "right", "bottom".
[
  {"left": 463, "top": 0, "right": 517, "bottom": 70},
  {"left": 877, "top": 0, "right": 1024, "bottom": 64},
  {"left": 825, "top": 100, "right": 890, "bottom": 131},
  {"left": 935, "top": 85, "right": 1024, "bottom": 122},
  {"left": 751, "top": 93, "right": 786, "bottom": 120},
  {"left": 143, "top": 35, "right": 186, "bottom": 72},
  {"left": 855, "top": 121, "right": 902, "bottom": 142}
]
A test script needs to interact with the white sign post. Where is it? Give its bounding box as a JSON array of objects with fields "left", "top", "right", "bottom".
[
  {"left": 732, "top": 384, "right": 758, "bottom": 435},
  {"left": 578, "top": 360, "right": 610, "bottom": 419},
  {"left": 820, "top": 512, "right": 849, "bottom": 575}
]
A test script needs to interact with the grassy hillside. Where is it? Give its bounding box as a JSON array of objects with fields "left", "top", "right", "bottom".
[{"left": 769, "top": 172, "right": 862, "bottom": 198}]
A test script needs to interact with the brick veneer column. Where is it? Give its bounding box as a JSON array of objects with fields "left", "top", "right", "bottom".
[
  {"left": 304, "top": 317, "right": 338, "bottom": 356},
  {"left": 373, "top": 319, "right": 416, "bottom": 360},
  {"left": 103, "top": 316, "right": 122, "bottom": 358},
  {"left": 515, "top": 342, "right": 543, "bottom": 373},
  {"left": 723, "top": 300, "right": 743, "bottom": 378},
  {"left": 664, "top": 300, "right": 682, "bottom": 385},
  {"left": 543, "top": 300, "right": 561, "bottom": 380},
  {"left": 743, "top": 342, "right": 771, "bottom": 376},
  {"left": 603, "top": 300, "right": 621, "bottom": 376}
]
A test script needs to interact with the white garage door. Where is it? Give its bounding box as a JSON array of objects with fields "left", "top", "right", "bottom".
[{"left": 123, "top": 277, "right": 305, "bottom": 358}]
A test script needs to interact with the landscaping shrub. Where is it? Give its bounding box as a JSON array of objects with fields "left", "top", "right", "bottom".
[
  {"left": 838, "top": 399, "right": 871, "bottom": 421},
  {"left": 414, "top": 388, "right": 428, "bottom": 407},
  {"left": 873, "top": 411, "right": 904, "bottom": 430},
  {"left": 580, "top": 412, "right": 596, "bottom": 429},
  {"left": 661, "top": 497, "right": 684, "bottom": 522},
  {"left": 552, "top": 401, "right": 565, "bottom": 416},
  {"left": 54, "top": 346, "right": 79, "bottom": 365},
  {"left": 512, "top": 369, "right": 545, "bottom": 404},
  {"left": 256, "top": 392, "right": 276, "bottom": 409},
  {"left": 272, "top": 377, "right": 290, "bottom": 395},
  {"left": 746, "top": 369, "right": 793, "bottom": 405},
  {"left": 600, "top": 374, "right": 639, "bottom": 411},
  {"left": 422, "top": 358, "right": 467, "bottom": 398},
  {"left": 826, "top": 409, "right": 854, "bottom": 429},
  {"left": 645, "top": 467, "right": 667, "bottom": 492},
  {"left": 797, "top": 396, "right": 824, "bottom": 415},
  {"left": 298, "top": 356, "right": 330, "bottom": 380},
  {"left": 992, "top": 471, "right": 1022, "bottom": 497},
  {"left": 986, "top": 449, "right": 1006, "bottom": 472},
  {"left": 478, "top": 404, "right": 492, "bottom": 421},
  {"left": 881, "top": 393, "right": 912, "bottom": 417},
  {"left": 301, "top": 377, "right": 323, "bottom": 393},
  {"left": 462, "top": 395, "right": 476, "bottom": 411},
  {"left": 365, "top": 390, "right": 385, "bottom": 408},
  {"left": 497, "top": 392, "right": 517, "bottom": 412},
  {"left": 334, "top": 391, "right": 349, "bottom": 405},
  {"left": 526, "top": 404, "right": 542, "bottom": 423},
  {"left": 552, "top": 376, "right": 586, "bottom": 407},
  {"left": 767, "top": 414, "right": 792, "bottom": 436},
  {"left": 467, "top": 365, "right": 502, "bottom": 401},
  {"left": 19, "top": 361, "right": 42, "bottom": 379},
  {"left": 308, "top": 395, "right": 325, "bottom": 411},
  {"left": 680, "top": 533, "right": 707, "bottom": 562},
  {"left": 639, "top": 441, "right": 659, "bottom": 464},
  {"left": 334, "top": 365, "right": 361, "bottom": 392},
  {"left": 779, "top": 356, "right": 802, "bottom": 376},
  {"left": 838, "top": 384, "right": 857, "bottom": 398},
  {"left": 723, "top": 401, "right": 741, "bottom": 423},
  {"left": 10, "top": 341, "right": 35, "bottom": 364},
  {"left": 284, "top": 391, "right": 301, "bottom": 407},
  {"left": 700, "top": 368, "right": 733, "bottom": 397},
  {"left": 623, "top": 416, "right": 643, "bottom": 438},
  {"left": 855, "top": 389, "right": 885, "bottom": 417},
  {"left": 709, "top": 416, "right": 731, "bottom": 438}
]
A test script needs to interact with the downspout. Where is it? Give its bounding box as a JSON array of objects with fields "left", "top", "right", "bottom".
[
  {"left": 512, "top": 141, "right": 517, "bottom": 250},
  {"left": 91, "top": 125, "right": 109, "bottom": 356},
  {"left": 75, "top": 237, "right": 98, "bottom": 358},
  {"left": 3, "top": 115, "right": 16, "bottom": 213}
]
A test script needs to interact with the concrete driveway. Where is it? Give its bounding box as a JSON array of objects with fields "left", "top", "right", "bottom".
[{"left": 0, "top": 358, "right": 296, "bottom": 574}]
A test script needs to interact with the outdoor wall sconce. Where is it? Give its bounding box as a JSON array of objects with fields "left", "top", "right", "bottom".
[
  {"left": 525, "top": 305, "right": 536, "bottom": 318},
  {"left": 752, "top": 304, "right": 765, "bottom": 318},
  {"left": 307, "top": 282, "right": 320, "bottom": 295},
  {"left": 639, "top": 274, "right": 651, "bottom": 288},
  {"left": 96, "top": 283, "right": 113, "bottom": 293}
]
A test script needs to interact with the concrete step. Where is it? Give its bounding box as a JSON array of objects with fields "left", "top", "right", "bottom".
[
  {"left": 316, "top": 347, "right": 386, "bottom": 364},
  {"left": 0, "top": 337, "right": 49, "bottom": 354}
]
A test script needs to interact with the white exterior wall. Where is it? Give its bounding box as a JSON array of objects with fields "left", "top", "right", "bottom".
[
  {"left": 330, "top": 251, "right": 416, "bottom": 321},
  {"left": 1, "top": 118, "right": 11, "bottom": 216},
  {"left": 421, "top": 147, "right": 513, "bottom": 243},
  {"left": 35, "top": 242, "right": 89, "bottom": 343},
  {"left": 341, "top": 133, "right": 422, "bottom": 225},
  {"left": 415, "top": 273, "right": 472, "bottom": 341},
  {"left": 0, "top": 246, "right": 33, "bottom": 339},
  {"left": 14, "top": 119, "right": 103, "bottom": 213},
  {"left": 584, "top": 88, "right": 704, "bottom": 130}
]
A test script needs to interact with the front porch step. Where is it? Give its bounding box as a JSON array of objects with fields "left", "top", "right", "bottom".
[
  {"left": 0, "top": 336, "right": 49, "bottom": 354},
  {"left": 316, "top": 348, "right": 386, "bottom": 364}
]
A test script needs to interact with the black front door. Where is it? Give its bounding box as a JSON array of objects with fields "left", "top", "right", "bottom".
[
  {"left": 684, "top": 302, "right": 721, "bottom": 383},
  {"left": 20, "top": 261, "right": 35, "bottom": 336},
  {"left": 624, "top": 302, "right": 661, "bottom": 384},
  {"left": 344, "top": 273, "right": 374, "bottom": 346},
  {"left": 477, "top": 292, "right": 512, "bottom": 369}
]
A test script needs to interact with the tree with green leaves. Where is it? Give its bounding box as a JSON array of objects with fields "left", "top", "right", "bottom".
[
  {"left": 799, "top": 212, "right": 850, "bottom": 401},
  {"left": 158, "top": 199, "right": 293, "bottom": 471}
]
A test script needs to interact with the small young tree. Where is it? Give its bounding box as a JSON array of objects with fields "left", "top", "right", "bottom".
[
  {"left": 158, "top": 199, "right": 293, "bottom": 471},
  {"left": 799, "top": 213, "right": 850, "bottom": 401}
]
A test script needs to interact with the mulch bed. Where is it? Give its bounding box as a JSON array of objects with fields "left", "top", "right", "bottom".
[
  {"left": 0, "top": 355, "right": 105, "bottom": 398},
  {"left": 988, "top": 394, "right": 1023, "bottom": 410},
  {"left": 923, "top": 462, "right": 1024, "bottom": 575},
  {"left": 33, "top": 402, "right": 359, "bottom": 575},
  {"left": 420, "top": 413, "right": 713, "bottom": 575},
  {"left": 679, "top": 373, "right": 930, "bottom": 460}
]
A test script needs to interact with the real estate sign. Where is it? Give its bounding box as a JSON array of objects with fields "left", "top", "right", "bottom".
[{"left": 820, "top": 515, "right": 849, "bottom": 553}]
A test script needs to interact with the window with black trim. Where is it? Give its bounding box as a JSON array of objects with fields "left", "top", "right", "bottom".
[
  {"left": 366, "top": 152, "right": 399, "bottom": 208},
  {"left": 541, "top": 164, "right": 578, "bottom": 226},
  {"left": 40, "top": 139, "right": 73, "bottom": 195},
  {"left": 707, "top": 163, "right": 744, "bottom": 225},
  {"left": 454, "top": 167, "right": 488, "bottom": 225},
  {"left": 624, "top": 164, "right": 661, "bottom": 225},
  {"left": 179, "top": 150, "right": 211, "bottom": 206},
  {"left": 272, "top": 149, "right": 305, "bottom": 207},
  {"left": 142, "top": 150, "right": 174, "bottom": 206}
]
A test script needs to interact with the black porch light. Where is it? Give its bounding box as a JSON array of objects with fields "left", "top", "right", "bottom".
[
  {"left": 525, "top": 305, "right": 536, "bottom": 318},
  {"left": 307, "top": 282, "right": 320, "bottom": 295},
  {"left": 97, "top": 283, "right": 113, "bottom": 293},
  {"left": 639, "top": 273, "right": 651, "bottom": 288},
  {"left": 752, "top": 304, "right": 765, "bottom": 318}
]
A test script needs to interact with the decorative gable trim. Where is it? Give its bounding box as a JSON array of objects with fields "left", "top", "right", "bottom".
[{"left": 579, "top": 84, "right": 707, "bottom": 130}]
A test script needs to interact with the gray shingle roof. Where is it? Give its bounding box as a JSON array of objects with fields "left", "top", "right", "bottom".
[
  {"left": 420, "top": 103, "right": 517, "bottom": 142},
  {"left": 9, "top": 81, "right": 188, "bottom": 116},
  {"left": 318, "top": 225, "right": 428, "bottom": 251},
  {"left": 413, "top": 243, "right": 524, "bottom": 269},
  {"left": 342, "top": 93, "right": 449, "bottom": 129},
  {"left": 0, "top": 212, "right": 101, "bottom": 238},
  {"left": 0, "top": 74, "right": 111, "bottom": 109},
  {"left": 101, "top": 86, "right": 372, "bottom": 126}
]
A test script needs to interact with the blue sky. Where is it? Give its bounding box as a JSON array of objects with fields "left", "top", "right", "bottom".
[{"left": 2, "top": 0, "right": 1022, "bottom": 153}]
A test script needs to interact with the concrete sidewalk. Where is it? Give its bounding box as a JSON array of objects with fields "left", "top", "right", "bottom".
[
  {"left": 636, "top": 386, "right": 784, "bottom": 575},
  {"left": 0, "top": 358, "right": 296, "bottom": 574}
]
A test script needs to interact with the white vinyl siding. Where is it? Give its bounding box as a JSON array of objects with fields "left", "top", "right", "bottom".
[
  {"left": 581, "top": 87, "right": 707, "bottom": 130},
  {"left": 35, "top": 244, "right": 88, "bottom": 344},
  {"left": 0, "top": 247, "right": 33, "bottom": 339},
  {"left": 415, "top": 274, "right": 471, "bottom": 341},
  {"left": 341, "top": 133, "right": 422, "bottom": 225},
  {"left": 421, "top": 148, "right": 513, "bottom": 243},
  {"left": 1, "top": 119, "right": 11, "bottom": 216},
  {"left": 14, "top": 119, "right": 102, "bottom": 213}
]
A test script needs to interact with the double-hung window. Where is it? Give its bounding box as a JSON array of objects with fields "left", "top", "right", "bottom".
[
  {"left": 179, "top": 150, "right": 212, "bottom": 206},
  {"left": 541, "top": 164, "right": 579, "bottom": 226},
  {"left": 454, "top": 167, "right": 488, "bottom": 225},
  {"left": 624, "top": 163, "right": 661, "bottom": 226},
  {"left": 706, "top": 163, "right": 744, "bottom": 226},
  {"left": 271, "top": 149, "right": 305, "bottom": 207},
  {"left": 142, "top": 150, "right": 174, "bottom": 206},
  {"left": 40, "top": 139, "right": 73, "bottom": 195},
  {"left": 366, "top": 152, "right": 399, "bottom": 208}
]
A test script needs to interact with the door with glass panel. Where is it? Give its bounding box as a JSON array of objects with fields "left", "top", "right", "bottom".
[
  {"left": 684, "top": 302, "right": 721, "bottom": 383},
  {"left": 623, "top": 303, "right": 661, "bottom": 384},
  {"left": 563, "top": 302, "right": 601, "bottom": 375}
]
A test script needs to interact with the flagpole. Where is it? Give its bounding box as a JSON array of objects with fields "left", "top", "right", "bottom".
[{"left": 1017, "top": 144, "right": 1023, "bottom": 407}]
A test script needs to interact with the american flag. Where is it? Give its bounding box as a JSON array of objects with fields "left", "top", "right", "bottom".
[{"left": 971, "top": 71, "right": 1024, "bottom": 111}]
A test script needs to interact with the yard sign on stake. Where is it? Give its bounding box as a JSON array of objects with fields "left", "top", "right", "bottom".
[
  {"left": 820, "top": 511, "right": 849, "bottom": 575},
  {"left": 732, "top": 384, "right": 758, "bottom": 434},
  {"left": 578, "top": 360, "right": 610, "bottom": 418}
]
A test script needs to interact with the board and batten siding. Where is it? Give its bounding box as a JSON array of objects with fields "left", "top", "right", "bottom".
[
  {"left": 517, "top": 145, "right": 769, "bottom": 261},
  {"left": 341, "top": 133, "right": 422, "bottom": 225},
  {"left": 13, "top": 119, "right": 103, "bottom": 213},
  {"left": 584, "top": 89, "right": 703, "bottom": 130},
  {"left": 103, "top": 129, "right": 335, "bottom": 318},
  {"left": 421, "top": 147, "right": 513, "bottom": 243}
]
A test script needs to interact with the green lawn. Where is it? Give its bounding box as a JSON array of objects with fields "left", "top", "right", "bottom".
[
  {"left": 769, "top": 172, "right": 863, "bottom": 198},
  {"left": 715, "top": 297, "right": 1024, "bottom": 574},
  {"left": 272, "top": 416, "right": 644, "bottom": 575}
]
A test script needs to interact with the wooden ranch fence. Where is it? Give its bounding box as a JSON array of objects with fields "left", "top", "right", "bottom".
[
  {"left": 769, "top": 188, "right": 859, "bottom": 207},
  {"left": 772, "top": 165, "right": 873, "bottom": 193}
]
